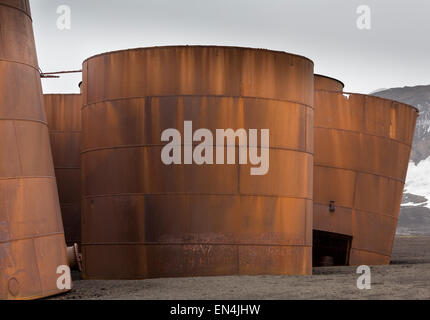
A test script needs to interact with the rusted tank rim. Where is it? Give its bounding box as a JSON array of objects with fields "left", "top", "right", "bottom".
[
  {"left": 315, "top": 90, "right": 418, "bottom": 149},
  {"left": 315, "top": 89, "right": 419, "bottom": 114},
  {"left": 314, "top": 74, "right": 345, "bottom": 90},
  {"left": 83, "top": 45, "right": 315, "bottom": 66}
]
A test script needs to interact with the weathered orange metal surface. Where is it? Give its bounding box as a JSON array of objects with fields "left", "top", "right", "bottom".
[
  {"left": 314, "top": 74, "right": 344, "bottom": 92},
  {"left": 313, "top": 85, "right": 418, "bottom": 265},
  {"left": 44, "top": 94, "right": 82, "bottom": 245},
  {"left": 0, "top": 0, "right": 70, "bottom": 299},
  {"left": 81, "top": 46, "right": 314, "bottom": 279}
]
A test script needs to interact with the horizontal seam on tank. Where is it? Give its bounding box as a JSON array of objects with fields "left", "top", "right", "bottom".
[
  {"left": 0, "top": 232, "right": 64, "bottom": 244},
  {"left": 313, "top": 202, "right": 399, "bottom": 221},
  {"left": 0, "top": 118, "right": 48, "bottom": 125},
  {"left": 0, "top": 59, "right": 39, "bottom": 72},
  {"left": 314, "top": 126, "right": 413, "bottom": 148},
  {"left": 350, "top": 247, "right": 391, "bottom": 258},
  {"left": 314, "top": 163, "right": 406, "bottom": 184},
  {"left": 60, "top": 202, "right": 80, "bottom": 206},
  {"left": 82, "top": 193, "right": 312, "bottom": 201},
  {"left": 81, "top": 242, "right": 313, "bottom": 247},
  {"left": 54, "top": 167, "right": 80, "bottom": 170},
  {"left": 0, "top": 175, "right": 56, "bottom": 181},
  {"left": 81, "top": 95, "right": 314, "bottom": 110},
  {"left": 80, "top": 144, "right": 313, "bottom": 155},
  {"left": 0, "top": 3, "right": 32, "bottom": 21},
  {"left": 14, "top": 289, "right": 69, "bottom": 301},
  {"left": 48, "top": 130, "right": 81, "bottom": 133}
]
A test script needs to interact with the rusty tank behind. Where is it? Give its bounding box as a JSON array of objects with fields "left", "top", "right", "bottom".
[
  {"left": 44, "top": 94, "right": 82, "bottom": 245},
  {"left": 81, "top": 46, "right": 314, "bottom": 279},
  {"left": 0, "top": 0, "right": 70, "bottom": 299},
  {"left": 314, "top": 74, "right": 344, "bottom": 92},
  {"left": 313, "top": 75, "right": 418, "bottom": 266}
]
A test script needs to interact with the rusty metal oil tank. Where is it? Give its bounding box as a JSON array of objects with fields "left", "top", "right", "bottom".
[
  {"left": 81, "top": 46, "right": 314, "bottom": 279},
  {"left": 44, "top": 94, "right": 82, "bottom": 245},
  {"left": 0, "top": 0, "right": 70, "bottom": 299},
  {"left": 313, "top": 75, "right": 418, "bottom": 266},
  {"left": 314, "top": 74, "right": 344, "bottom": 92}
]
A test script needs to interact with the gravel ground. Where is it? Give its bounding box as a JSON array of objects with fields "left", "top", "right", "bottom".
[{"left": 52, "top": 236, "right": 430, "bottom": 300}]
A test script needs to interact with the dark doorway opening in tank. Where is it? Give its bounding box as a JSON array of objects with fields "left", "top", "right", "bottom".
[{"left": 313, "top": 230, "right": 352, "bottom": 267}]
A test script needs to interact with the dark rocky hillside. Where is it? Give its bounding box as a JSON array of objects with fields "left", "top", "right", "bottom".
[{"left": 372, "top": 85, "right": 430, "bottom": 235}]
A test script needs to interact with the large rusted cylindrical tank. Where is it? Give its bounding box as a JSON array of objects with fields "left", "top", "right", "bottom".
[
  {"left": 81, "top": 46, "right": 314, "bottom": 279},
  {"left": 44, "top": 94, "right": 82, "bottom": 245},
  {"left": 313, "top": 76, "right": 418, "bottom": 265},
  {"left": 0, "top": 0, "right": 70, "bottom": 299}
]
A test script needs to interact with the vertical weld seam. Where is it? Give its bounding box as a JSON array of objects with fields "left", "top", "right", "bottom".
[
  {"left": 12, "top": 121, "right": 24, "bottom": 175},
  {"left": 0, "top": 17, "right": 3, "bottom": 47},
  {"left": 31, "top": 237, "right": 44, "bottom": 296},
  {"left": 239, "top": 49, "right": 244, "bottom": 96},
  {"left": 304, "top": 104, "right": 308, "bottom": 157},
  {"left": 236, "top": 97, "right": 242, "bottom": 275},
  {"left": 305, "top": 107, "right": 310, "bottom": 248},
  {"left": 236, "top": 240, "right": 240, "bottom": 275},
  {"left": 362, "top": 95, "right": 367, "bottom": 132},
  {"left": 236, "top": 83, "right": 242, "bottom": 273},
  {"left": 86, "top": 61, "right": 89, "bottom": 108},
  {"left": 351, "top": 169, "right": 359, "bottom": 253},
  {"left": 352, "top": 170, "right": 359, "bottom": 208},
  {"left": 23, "top": 0, "right": 28, "bottom": 16},
  {"left": 390, "top": 100, "right": 395, "bottom": 140},
  {"left": 304, "top": 196, "right": 308, "bottom": 247},
  {"left": 237, "top": 98, "right": 242, "bottom": 196}
]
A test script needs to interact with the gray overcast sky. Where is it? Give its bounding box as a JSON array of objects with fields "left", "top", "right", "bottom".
[{"left": 30, "top": 0, "right": 430, "bottom": 94}]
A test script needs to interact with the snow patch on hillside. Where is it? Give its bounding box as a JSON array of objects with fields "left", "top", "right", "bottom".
[{"left": 404, "top": 157, "right": 430, "bottom": 209}]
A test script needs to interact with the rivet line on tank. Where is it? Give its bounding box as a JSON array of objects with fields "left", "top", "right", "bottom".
[
  {"left": 315, "top": 126, "right": 413, "bottom": 148},
  {"left": 80, "top": 144, "right": 314, "bottom": 156},
  {"left": 82, "top": 193, "right": 313, "bottom": 201},
  {"left": 81, "top": 95, "right": 314, "bottom": 110},
  {"left": 0, "top": 118, "right": 48, "bottom": 125},
  {"left": 81, "top": 242, "right": 313, "bottom": 248},
  {"left": 0, "top": 59, "right": 39, "bottom": 72},
  {"left": 0, "top": 232, "right": 65, "bottom": 244},
  {"left": 314, "top": 164, "right": 407, "bottom": 184},
  {"left": 0, "top": 176, "right": 57, "bottom": 181},
  {"left": 314, "top": 202, "right": 400, "bottom": 221},
  {"left": 0, "top": 3, "right": 32, "bottom": 21}
]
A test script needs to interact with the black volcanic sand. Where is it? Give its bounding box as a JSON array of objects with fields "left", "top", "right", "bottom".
[{"left": 52, "top": 236, "right": 430, "bottom": 300}]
